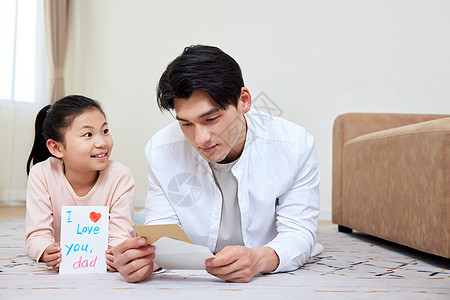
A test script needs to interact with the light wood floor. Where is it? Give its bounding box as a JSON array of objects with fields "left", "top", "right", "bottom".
[{"left": 0, "top": 206, "right": 26, "bottom": 222}]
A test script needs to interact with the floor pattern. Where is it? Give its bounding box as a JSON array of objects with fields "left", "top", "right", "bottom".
[{"left": 1, "top": 219, "right": 449, "bottom": 299}]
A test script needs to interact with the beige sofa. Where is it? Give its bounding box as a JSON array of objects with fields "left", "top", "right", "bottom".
[{"left": 332, "top": 113, "right": 450, "bottom": 258}]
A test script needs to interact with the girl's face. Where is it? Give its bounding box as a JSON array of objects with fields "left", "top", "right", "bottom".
[{"left": 59, "top": 108, "right": 113, "bottom": 175}]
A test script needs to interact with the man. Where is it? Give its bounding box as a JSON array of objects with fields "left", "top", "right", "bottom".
[{"left": 113, "top": 45, "right": 321, "bottom": 283}]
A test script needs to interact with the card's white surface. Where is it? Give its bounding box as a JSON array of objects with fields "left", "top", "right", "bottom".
[{"left": 153, "top": 237, "right": 215, "bottom": 270}]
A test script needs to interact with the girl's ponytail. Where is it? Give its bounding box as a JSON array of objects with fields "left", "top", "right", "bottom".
[{"left": 26, "top": 105, "right": 52, "bottom": 175}]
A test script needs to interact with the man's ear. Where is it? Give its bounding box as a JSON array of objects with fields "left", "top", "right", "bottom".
[
  {"left": 46, "top": 139, "right": 64, "bottom": 158},
  {"left": 239, "top": 87, "right": 252, "bottom": 114}
]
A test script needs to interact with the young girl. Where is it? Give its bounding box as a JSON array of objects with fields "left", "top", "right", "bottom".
[{"left": 25, "top": 95, "right": 135, "bottom": 271}]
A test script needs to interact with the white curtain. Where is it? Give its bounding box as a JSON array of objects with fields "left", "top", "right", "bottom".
[{"left": 0, "top": 1, "right": 48, "bottom": 205}]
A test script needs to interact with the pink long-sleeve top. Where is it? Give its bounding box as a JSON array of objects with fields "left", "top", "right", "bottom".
[{"left": 25, "top": 157, "right": 135, "bottom": 262}]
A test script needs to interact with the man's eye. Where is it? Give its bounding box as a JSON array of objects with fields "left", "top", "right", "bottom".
[
  {"left": 83, "top": 132, "right": 92, "bottom": 137},
  {"left": 206, "top": 116, "right": 219, "bottom": 122},
  {"left": 181, "top": 123, "right": 192, "bottom": 127}
]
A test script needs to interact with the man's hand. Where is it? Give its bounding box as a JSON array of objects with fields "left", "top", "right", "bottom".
[
  {"left": 205, "top": 246, "right": 279, "bottom": 283},
  {"left": 112, "top": 237, "right": 155, "bottom": 283},
  {"left": 40, "top": 242, "right": 61, "bottom": 269}
]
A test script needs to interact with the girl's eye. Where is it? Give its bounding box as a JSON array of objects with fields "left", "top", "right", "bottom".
[
  {"left": 83, "top": 132, "right": 92, "bottom": 137},
  {"left": 103, "top": 129, "right": 109, "bottom": 134}
]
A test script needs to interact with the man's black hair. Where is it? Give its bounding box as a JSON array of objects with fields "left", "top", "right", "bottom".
[{"left": 157, "top": 45, "right": 245, "bottom": 111}]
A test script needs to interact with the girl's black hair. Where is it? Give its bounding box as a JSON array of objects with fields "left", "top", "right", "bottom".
[
  {"left": 157, "top": 45, "right": 245, "bottom": 111},
  {"left": 26, "top": 95, "right": 104, "bottom": 175}
]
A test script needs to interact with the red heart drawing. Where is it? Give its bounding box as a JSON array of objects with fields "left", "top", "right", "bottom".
[{"left": 89, "top": 212, "right": 102, "bottom": 223}]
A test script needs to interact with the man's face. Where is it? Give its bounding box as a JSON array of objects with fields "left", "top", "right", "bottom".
[{"left": 174, "top": 89, "right": 251, "bottom": 163}]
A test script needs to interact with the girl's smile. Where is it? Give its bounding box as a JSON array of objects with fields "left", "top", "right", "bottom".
[{"left": 91, "top": 152, "right": 108, "bottom": 159}]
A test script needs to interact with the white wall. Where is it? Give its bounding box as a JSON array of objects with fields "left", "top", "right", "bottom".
[{"left": 65, "top": 0, "right": 450, "bottom": 219}]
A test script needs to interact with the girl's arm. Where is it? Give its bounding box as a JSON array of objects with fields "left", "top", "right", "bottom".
[{"left": 25, "top": 166, "right": 57, "bottom": 262}]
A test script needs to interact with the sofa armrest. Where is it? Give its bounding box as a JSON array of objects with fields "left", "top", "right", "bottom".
[{"left": 332, "top": 113, "right": 449, "bottom": 224}]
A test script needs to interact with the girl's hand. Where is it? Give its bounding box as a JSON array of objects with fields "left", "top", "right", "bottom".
[
  {"left": 106, "top": 246, "right": 117, "bottom": 272},
  {"left": 40, "top": 242, "right": 61, "bottom": 269}
]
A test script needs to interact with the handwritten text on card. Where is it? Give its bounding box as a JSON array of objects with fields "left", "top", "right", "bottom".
[{"left": 59, "top": 206, "right": 108, "bottom": 274}]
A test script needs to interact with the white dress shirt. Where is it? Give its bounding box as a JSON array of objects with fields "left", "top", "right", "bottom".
[{"left": 144, "top": 108, "right": 320, "bottom": 272}]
